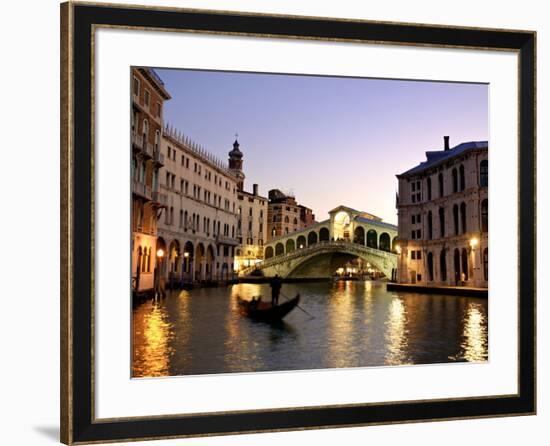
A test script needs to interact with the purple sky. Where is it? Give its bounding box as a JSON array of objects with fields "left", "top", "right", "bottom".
[{"left": 155, "top": 68, "right": 488, "bottom": 224}]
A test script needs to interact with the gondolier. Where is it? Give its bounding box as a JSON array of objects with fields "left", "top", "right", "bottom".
[{"left": 270, "top": 274, "right": 283, "bottom": 306}]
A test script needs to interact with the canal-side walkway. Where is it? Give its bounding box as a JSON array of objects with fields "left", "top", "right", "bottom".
[{"left": 386, "top": 283, "right": 488, "bottom": 298}]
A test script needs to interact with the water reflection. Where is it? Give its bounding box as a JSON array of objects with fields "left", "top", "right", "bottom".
[
  {"left": 460, "top": 303, "right": 488, "bottom": 362},
  {"left": 132, "top": 301, "right": 174, "bottom": 377},
  {"left": 132, "top": 281, "right": 488, "bottom": 377},
  {"left": 384, "top": 297, "right": 411, "bottom": 366}
]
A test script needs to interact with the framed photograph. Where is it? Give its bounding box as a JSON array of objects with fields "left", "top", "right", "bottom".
[{"left": 60, "top": 2, "right": 536, "bottom": 444}]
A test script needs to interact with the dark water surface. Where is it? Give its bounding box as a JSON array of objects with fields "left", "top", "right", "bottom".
[{"left": 132, "top": 281, "right": 488, "bottom": 377}]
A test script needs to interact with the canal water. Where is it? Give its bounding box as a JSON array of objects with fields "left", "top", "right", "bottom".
[{"left": 132, "top": 280, "right": 488, "bottom": 378}]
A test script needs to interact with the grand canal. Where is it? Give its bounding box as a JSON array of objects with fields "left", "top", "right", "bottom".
[{"left": 132, "top": 280, "right": 488, "bottom": 377}]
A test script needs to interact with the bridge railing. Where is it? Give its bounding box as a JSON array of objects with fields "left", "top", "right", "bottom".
[{"left": 240, "top": 240, "right": 396, "bottom": 275}]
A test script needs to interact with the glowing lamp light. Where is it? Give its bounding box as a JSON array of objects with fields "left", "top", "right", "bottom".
[
  {"left": 184, "top": 252, "right": 190, "bottom": 258},
  {"left": 156, "top": 249, "right": 164, "bottom": 258},
  {"left": 469, "top": 238, "right": 479, "bottom": 249},
  {"left": 395, "top": 245, "right": 402, "bottom": 254},
  {"left": 299, "top": 244, "right": 304, "bottom": 249}
]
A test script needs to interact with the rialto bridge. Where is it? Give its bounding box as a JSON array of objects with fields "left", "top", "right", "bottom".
[{"left": 241, "top": 205, "right": 399, "bottom": 279}]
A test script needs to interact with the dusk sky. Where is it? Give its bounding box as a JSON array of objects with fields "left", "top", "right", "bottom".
[{"left": 155, "top": 68, "right": 488, "bottom": 224}]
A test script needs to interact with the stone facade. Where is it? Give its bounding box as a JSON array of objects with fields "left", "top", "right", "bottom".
[
  {"left": 235, "top": 185, "right": 268, "bottom": 273},
  {"left": 267, "top": 189, "right": 315, "bottom": 240},
  {"left": 131, "top": 68, "right": 171, "bottom": 293},
  {"left": 395, "top": 137, "right": 488, "bottom": 288},
  {"left": 244, "top": 205, "right": 398, "bottom": 279},
  {"left": 156, "top": 128, "right": 240, "bottom": 285}
]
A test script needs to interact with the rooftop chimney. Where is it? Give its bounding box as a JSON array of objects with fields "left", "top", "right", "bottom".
[
  {"left": 444, "top": 135, "right": 450, "bottom": 151},
  {"left": 253, "top": 184, "right": 259, "bottom": 196}
]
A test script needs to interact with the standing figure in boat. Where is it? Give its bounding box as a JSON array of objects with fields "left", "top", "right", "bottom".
[{"left": 270, "top": 274, "right": 283, "bottom": 306}]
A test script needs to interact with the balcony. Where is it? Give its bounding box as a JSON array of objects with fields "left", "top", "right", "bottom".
[
  {"left": 132, "top": 181, "right": 152, "bottom": 200},
  {"left": 215, "top": 235, "right": 240, "bottom": 246},
  {"left": 143, "top": 141, "right": 154, "bottom": 158},
  {"left": 153, "top": 149, "right": 164, "bottom": 166},
  {"left": 131, "top": 133, "right": 143, "bottom": 150},
  {"left": 152, "top": 190, "right": 168, "bottom": 206}
]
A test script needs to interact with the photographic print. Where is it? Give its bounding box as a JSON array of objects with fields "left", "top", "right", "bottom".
[
  {"left": 61, "top": 4, "right": 536, "bottom": 442},
  {"left": 131, "top": 67, "right": 489, "bottom": 378}
]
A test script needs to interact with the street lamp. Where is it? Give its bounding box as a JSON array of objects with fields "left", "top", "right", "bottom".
[
  {"left": 154, "top": 248, "right": 164, "bottom": 300},
  {"left": 469, "top": 238, "right": 479, "bottom": 250},
  {"left": 395, "top": 245, "right": 402, "bottom": 255}
]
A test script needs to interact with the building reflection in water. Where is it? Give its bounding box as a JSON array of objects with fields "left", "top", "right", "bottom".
[
  {"left": 224, "top": 284, "right": 265, "bottom": 372},
  {"left": 131, "top": 281, "right": 488, "bottom": 377},
  {"left": 384, "top": 297, "right": 411, "bottom": 366},
  {"left": 132, "top": 301, "right": 174, "bottom": 377},
  {"left": 327, "top": 280, "right": 356, "bottom": 368},
  {"left": 460, "top": 303, "right": 488, "bottom": 362}
]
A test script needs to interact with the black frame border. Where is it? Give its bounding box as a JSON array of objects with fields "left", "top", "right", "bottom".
[{"left": 61, "top": 2, "right": 536, "bottom": 444}]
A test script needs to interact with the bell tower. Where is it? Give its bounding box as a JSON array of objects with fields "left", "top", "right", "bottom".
[{"left": 228, "top": 137, "right": 245, "bottom": 191}]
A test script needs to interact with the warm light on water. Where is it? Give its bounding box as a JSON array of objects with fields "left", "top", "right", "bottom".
[
  {"left": 460, "top": 304, "right": 488, "bottom": 362},
  {"left": 132, "top": 281, "right": 488, "bottom": 377}
]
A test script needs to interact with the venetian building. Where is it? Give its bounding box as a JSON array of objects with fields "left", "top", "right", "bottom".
[
  {"left": 227, "top": 139, "right": 269, "bottom": 273},
  {"left": 156, "top": 127, "right": 240, "bottom": 286},
  {"left": 395, "top": 136, "right": 488, "bottom": 288},
  {"left": 267, "top": 189, "right": 316, "bottom": 240},
  {"left": 131, "top": 67, "right": 171, "bottom": 294}
]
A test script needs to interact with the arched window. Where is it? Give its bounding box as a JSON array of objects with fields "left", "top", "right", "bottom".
[
  {"left": 427, "top": 252, "right": 434, "bottom": 281},
  {"left": 452, "top": 168, "right": 458, "bottom": 193},
  {"left": 453, "top": 248, "right": 461, "bottom": 285},
  {"left": 184, "top": 211, "right": 188, "bottom": 229},
  {"left": 481, "top": 199, "right": 488, "bottom": 232},
  {"left": 286, "top": 239, "right": 295, "bottom": 253},
  {"left": 440, "top": 249, "right": 447, "bottom": 282},
  {"left": 427, "top": 211, "right": 433, "bottom": 240},
  {"left": 146, "top": 247, "right": 151, "bottom": 273},
  {"left": 297, "top": 235, "right": 306, "bottom": 249},
  {"left": 275, "top": 243, "right": 284, "bottom": 256},
  {"left": 154, "top": 130, "right": 160, "bottom": 152},
  {"left": 142, "top": 119, "right": 148, "bottom": 145},
  {"left": 439, "top": 207, "right": 445, "bottom": 237},
  {"left": 353, "top": 226, "right": 365, "bottom": 245},
  {"left": 136, "top": 246, "right": 142, "bottom": 274},
  {"left": 459, "top": 164, "right": 465, "bottom": 191},
  {"left": 379, "top": 233, "right": 391, "bottom": 252},
  {"left": 293, "top": 217, "right": 298, "bottom": 225},
  {"left": 438, "top": 173, "right": 444, "bottom": 197},
  {"left": 427, "top": 177, "right": 432, "bottom": 200},
  {"left": 319, "top": 227, "right": 330, "bottom": 241},
  {"left": 460, "top": 202, "right": 467, "bottom": 234},
  {"left": 453, "top": 204, "right": 459, "bottom": 235},
  {"left": 480, "top": 160, "right": 488, "bottom": 187},
  {"left": 461, "top": 248, "right": 469, "bottom": 281},
  {"left": 483, "top": 248, "right": 489, "bottom": 281},
  {"left": 265, "top": 246, "right": 274, "bottom": 259},
  {"left": 366, "top": 230, "right": 378, "bottom": 249},
  {"left": 284, "top": 216, "right": 289, "bottom": 223},
  {"left": 308, "top": 231, "right": 318, "bottom": 246},
  {"left": 141, "top": 246, "right": 147, "bottom": 273}
]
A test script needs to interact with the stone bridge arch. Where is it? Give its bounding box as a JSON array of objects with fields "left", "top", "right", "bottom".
[{"left": 247, "top": 241, "right": 397, "bottom": 279}]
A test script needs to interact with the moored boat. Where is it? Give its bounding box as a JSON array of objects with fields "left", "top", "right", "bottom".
[{"left": 237, "top": 294, "right": 300, "bottom": 322}]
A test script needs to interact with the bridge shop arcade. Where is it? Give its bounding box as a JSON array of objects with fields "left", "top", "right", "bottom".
[{"left": 241, "top": 205, "right": 398, "bottom": 280}]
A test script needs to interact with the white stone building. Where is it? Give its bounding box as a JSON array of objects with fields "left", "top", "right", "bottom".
[
  {"left": 156, "top": 127, "right": 240, "bottom": 285},
  {"left": 395, "top": 137, "right": 488, "bottom": 288},
  {"left": 235, "top": 184, "right": 268, "bottom": 273}
]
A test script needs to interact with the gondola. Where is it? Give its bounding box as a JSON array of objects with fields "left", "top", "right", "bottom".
[{"left": 237, "top": 294, "right": 300, "bottom": 322}]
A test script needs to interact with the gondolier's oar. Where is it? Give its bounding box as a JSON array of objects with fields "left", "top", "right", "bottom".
[{"left": 280, "top": 291, "right": 315, "bottom": 319}]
